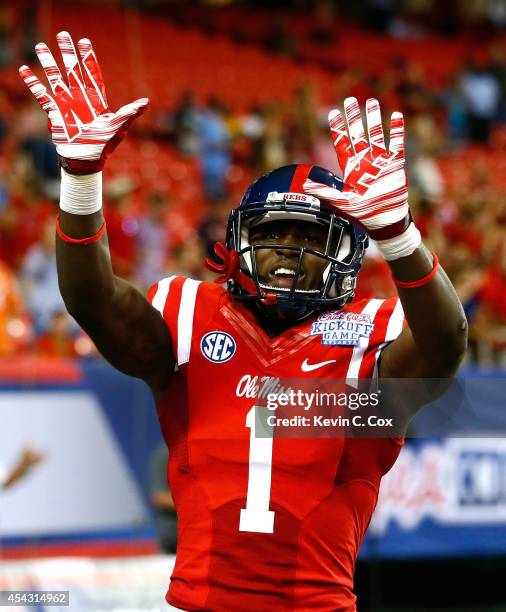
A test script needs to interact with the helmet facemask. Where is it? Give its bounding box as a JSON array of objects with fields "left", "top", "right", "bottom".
[{"left": 226, "top": 200, "right": 367, "bottom": 320}]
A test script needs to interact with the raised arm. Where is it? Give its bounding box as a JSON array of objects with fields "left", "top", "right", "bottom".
[
  {"left": 304, "top": 98, "right": 467, "bottom": 383},
  {"left": 19, "top": 32, "right": 174, "bottom": 395}
]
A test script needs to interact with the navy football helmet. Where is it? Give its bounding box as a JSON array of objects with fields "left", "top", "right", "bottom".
[{"left": 224, "top": 164, "right": 368, "bottom": 320}]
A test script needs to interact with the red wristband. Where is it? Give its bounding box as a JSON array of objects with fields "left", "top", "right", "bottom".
[
  {"left": 394, "top": 252, "right": 439, "bottom": 289},
  {"left": 56, "top": 214, "right": 107, "bottom": 245}
]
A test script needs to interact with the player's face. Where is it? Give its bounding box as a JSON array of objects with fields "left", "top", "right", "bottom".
[{"left": 250, "top": 220, "right": 329, "bottom": 291}]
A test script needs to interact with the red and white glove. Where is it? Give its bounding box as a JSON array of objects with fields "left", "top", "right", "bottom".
[
  {"left": 19, "top": 32, "right": 149, "bottom": 215},
  {"left": 19, "top": 32, "right": 148, "bottom": 214},
  {"left": 304, "top": 97, "right": 421, "bottom": 260}
]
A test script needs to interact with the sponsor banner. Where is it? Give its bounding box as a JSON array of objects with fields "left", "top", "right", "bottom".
[
  {"left": 373, "top": 438, "right": 506, "bottom": 532},
  {"left": 0, "top": 392, "right": 149, "bottom": 537}
]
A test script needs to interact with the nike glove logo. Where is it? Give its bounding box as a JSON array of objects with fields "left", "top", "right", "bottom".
[{"left": 301, "top": 358, "right": 337, "bottom": 372}]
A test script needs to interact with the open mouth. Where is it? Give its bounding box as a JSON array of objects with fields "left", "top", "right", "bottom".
[{"left": 264, "top": 265, "right": 305, "bottom": 289}]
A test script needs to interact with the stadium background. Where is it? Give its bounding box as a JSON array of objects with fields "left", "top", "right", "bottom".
[{"left": 0, "top": 0, "right": 505, "bottom": 610}]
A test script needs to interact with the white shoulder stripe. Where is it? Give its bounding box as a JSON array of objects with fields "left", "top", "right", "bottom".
[
  {"left": 385, "top": 298, "right": 404, "bottom": 342},
  {"left": 372, "top": 298, "right": 406, "bottom": 379},
  {"left": 152, "top": 276, "right": 177, "bottom": 315},
  {"left": 346, "top": 299, "right": 384, "bottom": 385},
  {"left": 177, "top": 279, "right": 202, "bottom": 366}
]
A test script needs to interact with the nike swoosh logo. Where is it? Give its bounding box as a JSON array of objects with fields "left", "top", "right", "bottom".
[{"left": 301, "top": 358, "right": 337, "bottom": 372}]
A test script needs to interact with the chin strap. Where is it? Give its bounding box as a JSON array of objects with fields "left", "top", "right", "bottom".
[{"left": 204, "top": 242, "right": 277, "bottom": 306}]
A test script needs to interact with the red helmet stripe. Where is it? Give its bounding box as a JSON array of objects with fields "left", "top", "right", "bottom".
[{"left": 289, "top": 163, "right": 313, "bottom": 193}]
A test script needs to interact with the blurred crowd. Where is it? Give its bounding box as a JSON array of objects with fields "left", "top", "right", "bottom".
[{"left": 0, "top": 1, "right": 505, "bottom": 366}]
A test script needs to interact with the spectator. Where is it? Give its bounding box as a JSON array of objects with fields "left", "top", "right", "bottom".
[
  {"left": 0, "top": 258, "right": 27, "bottom": 356},
  {"left": 104, "top": 176, "right": 139, "bottom": 279},
  {"left": 14, "top": 103, "right": 59, "bottom": 198},
  {"left": 460, "top": 57, "right": 501, "bottom": 142},
  {"left": 473, "top": 238, "right": 506, "bottom": 363},
  {"left": 198, "top": 197, "right": 230, "bottom": 259},
  {"left": 0, "top": 152, "right": 54, "bottom": 270},
  {"left": 20, "top": 217, "right": 65, "bottom": 334},
  {"left": 486, "top": 0, "right": 506, "bottom": 29},
  {"left": 36, "top": 310, "right": 77, "bottom": 358},
  {"left": 252, "top": 104, "right": 288, "bottom": 174},
  {"left": 136, "top": 192, "right": 171, "bottom": 290},
  {"left": 0, "top": 7, "right": 15, "bottom": 68},
  {"left": 264, "top": 18, "right": 298, "bottom": 58},
  {"left": 173, "top": 91, "right": 200, "bottom": 156},
  {"left": 312, "top": 122, "right": 341, "bottom": 175},
  {"left": 490, "top": 44, "right": 506, "bottom": 120},
  {"left": 0, "top": 93, "right": 8, "bottom": 146},
  {"left": 365, "top": 0, "right": 395, "bottom": 32},
  {"left": 443, "top": 75, "right": 468, "bottom": 147},
  {"left": 290, "top": 84, "right": 320, "bottom": 161},
  {"left": 308, "top": 0, "right": 338, "bottom": 45},
  {"left": 198, "top": 97, "right": 232, "bottom": 201}
]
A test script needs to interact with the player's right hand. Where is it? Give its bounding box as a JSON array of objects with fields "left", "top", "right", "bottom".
[{"left": 19, "top": 31, "right": 148, "bottom": 175}]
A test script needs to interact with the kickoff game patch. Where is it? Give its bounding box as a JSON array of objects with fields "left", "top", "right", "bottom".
[{"left": 310, "top": 311, "right": 374, "bottom": 346}]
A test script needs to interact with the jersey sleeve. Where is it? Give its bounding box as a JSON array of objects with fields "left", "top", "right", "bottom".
[
  {"left": 346, "top": 296, "right": 406, "bottom": 381},
  {"left": 343, "top": 297, "right": 406, "bottom": 445},
  {"left": 372, "top": 296, "right": 406, "bottom": 349},
  {"left": 147, "top": 276, "right": 225, "bottom": 368}
]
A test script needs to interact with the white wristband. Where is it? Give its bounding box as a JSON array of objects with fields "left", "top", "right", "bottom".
[
  {"left": 375, "top": 222, "right": 422, "bottom": 261},
  {"left": 60, "top": 168, "right": 103, "bottom": 215}
]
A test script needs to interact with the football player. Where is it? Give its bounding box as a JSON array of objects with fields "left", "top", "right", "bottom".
[{"left": 20, "top": 33, "right": 467, "bottom": 611}]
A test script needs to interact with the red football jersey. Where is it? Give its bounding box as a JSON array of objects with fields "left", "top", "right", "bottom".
[{"left": 147, "top": 276, "right": 405, "bottom": 612}]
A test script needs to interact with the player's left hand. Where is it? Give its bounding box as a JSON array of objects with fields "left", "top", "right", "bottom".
[{"left": 304, "top": 97, "right": 410, "bottom": 243}]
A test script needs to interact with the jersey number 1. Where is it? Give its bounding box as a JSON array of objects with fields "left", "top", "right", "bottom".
[{"left": 239, "top": 405, "right": 275, "bottom": 534}]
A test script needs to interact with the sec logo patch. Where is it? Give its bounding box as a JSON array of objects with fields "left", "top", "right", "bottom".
[{"left": 201, "top": 331, "right": 236, "bottom": 363}]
